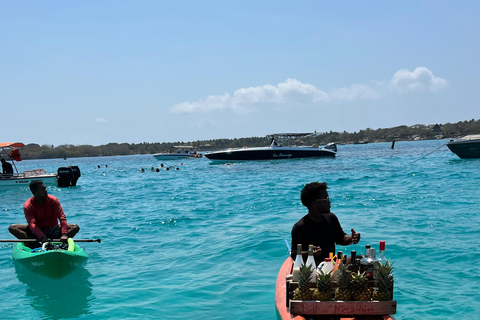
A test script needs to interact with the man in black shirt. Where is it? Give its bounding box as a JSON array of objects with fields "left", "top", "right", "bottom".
[
  {"left": 291, "top": 182, "right": 360, "bottom": 265},
  {"left": 1, "top": 158, "right": 14, "bottom": 177}
]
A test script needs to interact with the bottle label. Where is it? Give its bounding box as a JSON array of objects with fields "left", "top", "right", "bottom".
[{"left": 365, "top": 265, "right": 374, "bottom": 278}]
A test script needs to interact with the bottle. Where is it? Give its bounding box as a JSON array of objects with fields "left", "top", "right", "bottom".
[
  {"left": 333, "top": 251, "right": 344, "bottom": 281},
  {"left": 363, "top": 244, "right": 371, "bottom": 259},
  {"left": 355, "top": 257, "right": 361, "bottom": 273},
  {"left": 336, "top": 251, "right": 343, "bottom": 266},
  {"left": 317, "top": 257, "right": 334, "bottom": 275},
  {"left": 347, "top": 250, "right": 357, "bottom": 272},
  {"left": 292, "top": 244, "right": 303, "bottom": 282},
  {"left": 306, "top": 244, "right": 317, "bottom": 283},
  {"left": 360, "top": 248, "right": 377, "bottom": 279},
  {"left": 377, "top": 241, "right": 388, "bottom": 264},
  {"left": 67, "top": 238, "right": 75, "bottom": 252}
]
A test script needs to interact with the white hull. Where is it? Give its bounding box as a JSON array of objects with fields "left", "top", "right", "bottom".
[
  {"left": 0, "top": 174, "right": 57, "bottom": 189},
  {"left": 153, "top": 153, "right": 200, "bottom": 160}
]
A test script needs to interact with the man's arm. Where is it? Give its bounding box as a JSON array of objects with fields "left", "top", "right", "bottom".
[
  {"left": 339, "top": 228, "right": 361, "bottom": 246},
  {"left": 53, "top": 197, "right": 69, "bottom": 235},
  {"left": 291, "top": 225, "right": 300, "bottom": 260},
  {"left": 24, "top": 206, "right": 45, "bottom": 239}
]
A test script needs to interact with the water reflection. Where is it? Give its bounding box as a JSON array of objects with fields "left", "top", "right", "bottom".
[{"left": 15, "top": 264, "right": 93, "bottom": 319}]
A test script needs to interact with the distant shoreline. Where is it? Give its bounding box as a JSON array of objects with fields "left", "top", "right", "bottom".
[{"left": 9, "top": 119, "right": 480, "bottom": 160}]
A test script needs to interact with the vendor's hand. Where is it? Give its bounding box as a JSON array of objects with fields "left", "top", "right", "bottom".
[
  {"left": 351, "top": 228, "right": 361, "bottom": 244},
  {"left": 312, "top": 245, "right": 322, "bottom": 258},
  {"left": 60, "top": 233, "right": 69, "bottom": 243},
  {"left": 40, "top": 235, "right": 51, "bottom": 244}
]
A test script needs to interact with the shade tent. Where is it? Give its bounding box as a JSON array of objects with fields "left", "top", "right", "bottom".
[{"left": 0, "top": 142, "right": 25, "bottom": 148}]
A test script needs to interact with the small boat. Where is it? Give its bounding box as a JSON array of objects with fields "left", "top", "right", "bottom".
[
  {"left": 446, "top": 135, "right": 480, "bottom": 159},
  {"left": 0, "top": 142, "right": 81, "bottom": 190},
  {"left": 205, "top": 133, "right": 337, "bottom": 162},
  {"left": 12, "top": 241, "right": 88, "bottom": 279},
  {"left": 275, "top": 257, "right": 396, "bottom": 320},
  {"left": 153, "top": 146, "right": 202, "bottom": 160}
]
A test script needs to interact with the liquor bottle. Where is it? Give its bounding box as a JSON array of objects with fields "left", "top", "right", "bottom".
[
  {"left": 347, "top": 250, "right": 357, "bottom": 272},
  {"left": 377, "top": 241, "right": 388, "bottom": 264},
  {"left": 360, "top": 248, "right": 377, "bottom": 279},
  {"left": 333, "top": 251, "right": 344, "bottom": 281},
  {"left": 292, "top": 244, "right": 304, "bottom": 281},
  {"left": 336, "top": 251, "right": 343, "bottom": 266},
  {"left": 363, "top": 244, "right": 371, "bottom": 259},
  {"left": 306, "top": 244, "right": 317, "bottom": 283},
  {"left": 355, "top": 257, "right": 361, "bottom": 273}
]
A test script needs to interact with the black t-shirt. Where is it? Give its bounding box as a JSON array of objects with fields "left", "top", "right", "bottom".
[
  {"left": 291, "top": 212, "right": 346, "bottom": 264},
  {"left": 2, "top": 161, "right": 13, "bottom": 174}
]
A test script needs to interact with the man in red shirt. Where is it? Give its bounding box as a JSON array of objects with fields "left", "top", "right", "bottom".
[{"left": 9, "top": 180, "right": 79, "bottom": 247}]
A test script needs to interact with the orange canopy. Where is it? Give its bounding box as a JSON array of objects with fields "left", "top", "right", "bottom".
[{"left": 0, "top": 142, "right": 25, "bottom": 148}]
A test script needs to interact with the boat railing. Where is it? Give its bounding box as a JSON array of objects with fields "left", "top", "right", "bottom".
[{"left": 23, "top": 169, "right": 48, "bottom": 177}]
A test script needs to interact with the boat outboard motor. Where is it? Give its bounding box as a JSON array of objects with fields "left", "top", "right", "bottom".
[
  {"left": 57, "top": 167, "right": 74, "bottom": 187},
  {"left": 57, "top": 166, "right": 81, "bottom": 187},
  {"left": 324, "top": 143, "right": 337, "bottom": 153},
  {"left": 69, "top": 165, "right": 81, "bottom": 186}
]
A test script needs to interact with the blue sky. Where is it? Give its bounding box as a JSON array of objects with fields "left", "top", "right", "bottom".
[{"left": 1, "top": 1, "right": 479, "bottom": 146}]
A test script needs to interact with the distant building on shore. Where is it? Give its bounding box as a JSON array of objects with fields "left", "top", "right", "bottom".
[{"left": 429, "top": 124, "right": 443, "bottom": 136}]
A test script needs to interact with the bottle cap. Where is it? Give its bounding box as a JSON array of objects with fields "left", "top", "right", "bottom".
[
  {"left": 350, "top": 250, "right": 356, "bottom": 260},
  {"left": 324, "top": 258, "right": 331, "bottom": 262},
  {"left": 379, "top": 241, "right": 385, "bottom": 251}
]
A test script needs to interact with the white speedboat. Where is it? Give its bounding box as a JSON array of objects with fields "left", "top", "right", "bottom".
[
  {"left": 0, "top": 142, "right": 81, "bottom": 190},
  {"left": 153, "top": 146, "right": 202, "bottom": 160},
  {"left": 205, "top": 133, "right": 337, "bottom": 161},
  {"left": 446, "top": 135, "right": 480, "bottom": 159}
]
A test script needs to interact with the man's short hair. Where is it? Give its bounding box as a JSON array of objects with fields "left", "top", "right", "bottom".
[
  {"left": 300, "top": 182, "right": 328, "bottom": 208},
  {"left": 29, "top": 180, "right": 44, "bottom": 193}
]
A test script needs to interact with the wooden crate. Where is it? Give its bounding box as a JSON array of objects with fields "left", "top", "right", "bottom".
[
  {"left": 290, "top": 300, "right": 397, "bottom": 316},
  {"left": 286, "top": 278, "right": 396, "bottom": 316}
]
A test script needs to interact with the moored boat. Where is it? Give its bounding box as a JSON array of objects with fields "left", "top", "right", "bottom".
[
  {"left": 446, "top": 135, "right": 480, "bottom": 159},
  {"left": 205, "top": 133, "right": 337, "bottom": 162},
  {"left": 275, "top": 257, "right": 396, "bottom": 320},
  {"left": 0, "top": 142, "right": 81, "bottom": 190},
  {"left": 12, "top": 241, "right": 88, "bottom": 279},
  {"left": 153, "top": 146, "right": 202, "bottom": 160}
]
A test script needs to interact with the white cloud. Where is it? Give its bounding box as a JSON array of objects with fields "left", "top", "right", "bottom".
[
  {"left": 170, "top": 79, "right": 328, "bottom": 114},
  {"left": 390, "top": 67, "right": 448, "bottom": 93},
  {"left": 95, "top": 118, "right": 107, "bottom": 122},
  {"left": 171, "top": 93, "right": 231, "bottom": 113},
  {"left": 330, "top": 83, "right": 381, "bottom": 101},
  {"left": 170, "top": 67, "right": 447, "bottom": 113}
]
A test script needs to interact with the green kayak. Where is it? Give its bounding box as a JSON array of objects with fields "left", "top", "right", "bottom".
[{"left": 12, "top": 241, "right": 88, "bottom": 279}]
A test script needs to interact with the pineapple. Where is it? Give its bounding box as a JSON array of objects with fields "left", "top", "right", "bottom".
[
  {"left": 373, "top": 260, "right": 394, "bottom": 301},
  {"left": 293, "top": 264, "right": 314, "bottom": 300},
  {"left": 334, "top": 265, "right": 351, "bottom": 301},
  {"left": 351, "top": 271, "right": 371, "bottom": 301},
  {"left": 313, "top": 269, "right": 333, "bottom": 301}
]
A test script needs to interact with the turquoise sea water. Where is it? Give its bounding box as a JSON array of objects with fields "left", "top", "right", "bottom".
[{"left": 1, "top": 140, "right": 479, "bottom": 320}]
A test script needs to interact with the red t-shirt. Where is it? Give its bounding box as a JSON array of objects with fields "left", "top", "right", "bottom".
[{"left": 23, "top": 195, "right": 68, "bottom": 239}]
